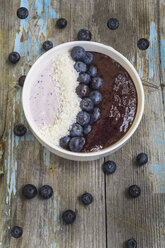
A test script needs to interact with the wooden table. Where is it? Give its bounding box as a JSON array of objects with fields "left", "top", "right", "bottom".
[{"left": 0, "top": 0, "right": 165, "bottom": 247}]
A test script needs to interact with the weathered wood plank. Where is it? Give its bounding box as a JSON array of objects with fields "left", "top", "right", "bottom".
[
  {"left": 102, "top": 0, "right": 165, "bottom": 247},
  {"left": 0, "top": 0, "right": 106, "bottom": 247}
]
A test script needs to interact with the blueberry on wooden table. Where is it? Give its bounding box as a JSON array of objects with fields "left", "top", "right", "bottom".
[
  {"left": 136, "top": 152, "right": 148, "bottom": 166},
  {"left": 39, "top": 185, "right": 53, "bottom": 199},
  {"left": 11, "top": 226, "right": 23, "bottom": 238},
  {"left": 126, "top": 238, "right": 137, "bottom": 248},
  {"left": 137, "top": 38, "right": 150, "bottom": 50},
  {"left": 107, "top": 18, "right": 119, "bottom": 30},
  {"left": 71, "top": 46, "right": 86, "bottom": 61},
  {"left": 128, "top": 185, "right": 141, "bottom": 198},
  {"left": 76, "top": 84, "right": 90, "bottom": 98},
  {"left": 81, "top": 193, "right": 93, "bottom": 205},
  {"left": 14, "top": 124, "right": 27, "bottom": 136},
  {"left": 42, "top": 40, "right": 53, "bottom": 51},
  {"left": 56, "top": 18, "right": 67, "bottom": 29},
  {"left": 103, "top": 161, "right": 117, "bottom": 175},
  {"left": 80, "top": 98, "right": 94, "bottom": 112},
  {"left": 77, "top": 29, "right": 92, "bottom": 41},
  {"left": 18, "top": 75, "right": 26, "bottom": 87},
  {"left": 59, "top": 136, "right": 71, "bottom": 149},
  {"left": 83, "top": 52, "right": 94, "bottom": 65},
  {"left": 8, "top": 52, "right": 20, "bottom": 64},
  {"left": 22, "top": 184, "right": 37, "bottom": 199},
  {"left": 17, "top": 7, "right": 29, "bottom": 19},
  {"left": 62, "top": 210, "right": 76, "bottom": 224}
]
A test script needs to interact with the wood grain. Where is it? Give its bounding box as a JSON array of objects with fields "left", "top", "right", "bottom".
[{"left": 0, "top": 0, "right": 165, "bottom": 247}]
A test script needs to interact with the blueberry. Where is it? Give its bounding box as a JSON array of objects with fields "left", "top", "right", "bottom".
[
  {"left": 56, "top": 18, "right": 67, "bottom": 28},
  {"left": 70, "top": 123, "right": 83, "bottom": 137},
  {"left": 76, "top": 84, "right": 90, "bottom": 98},
  {"left": 74, "top": 61, "right": 87, "bottom": 73},
  {"left": 76, "top": 111, "right": 90, "bottom": 126},
  {"left": 89, "top": 91, "right": 103, "bottom": 105},
  {"left": 39, "top": 185, "right": 53, "bottom": 199},
  {"left": 18, "top": 75, "right": 26, "bottom": 87},
  {"left": 90, "top": 77, "right": 104, "bottom": 90},
  {"left": 81, "top": 193, "right": 93, "bottom": 205},
  {"left": 14, "top": 124, "right": 27, "bottom": 136},
  {"left": 8, "top": 52, "right": 20, "bottom": 64},
  {"left": 88, "top": 65, "right": 97, "bottom": 77},
  {"left": 127, "top": 239, "right": 137, "bottom": 248},
  {"left": 83, "top": 124, "right": 92, "bottom": 136},
  {"left": 90, "top": 107, "right": 101, "bottom": 124},
  {"left": 59, "top": 136, "right": 71, "bottom": 149},
  {"left": 128, "top": 185, "right": 141, "bottom": 198},
  {"left": 17, "top": 7, "right": 29, "bottom": 19},
  {"left": 137, "top": 38, "right": 150, "bottom": 50},
  {"left": 71, "top": 46, "right": 86, "bottom": 61},
  {"left": 42, "top": 40, "right": 53, "bottom": 51},
  {"left": 80, "top": 98, "right": 94, "bottom": 112},
  {"left": 78, "top": 73, "right": 91, "bottom": 84},
  {"left": 11, "top": 226, "right": 23, "bottom": 238},
  {"left": 77, "top": 29, "right": 92, "bottom": 41},
  {"left": 107, "top": 18, "right": 119, "bottom": 30},
  {"left": 62, "top": 210, "right": 76, "bottom": 224},
  {"left": 22, "top": 184, "right": 37, "bottom": 199},
  {"left": 136, "top": 153, "right": 148, "bottom": 166},
  {"left": 83, "top": 52, "right": 94, "bottom": 65},
  {"left": 103, "top": 161, "right": 116, "bottom": 175},
  {"left": 69, "top": 137, "right": 86, "bottom": 152}
]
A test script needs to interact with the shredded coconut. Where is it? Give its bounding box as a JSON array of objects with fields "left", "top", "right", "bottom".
[{"left": 39, "top": 52, "right": 81, "bottom": 146}]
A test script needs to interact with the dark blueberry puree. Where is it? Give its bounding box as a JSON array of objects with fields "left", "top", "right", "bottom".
[{"left": 82, "top": 52, "right": 137, "bottom": 152}]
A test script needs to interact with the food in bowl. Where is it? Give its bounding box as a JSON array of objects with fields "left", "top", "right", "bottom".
[{"left": 29, "top": 45, "right": 137, "bottom": 153}]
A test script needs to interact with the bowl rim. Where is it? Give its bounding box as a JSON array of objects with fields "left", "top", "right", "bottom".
[{"left": 22, "top": 41, "right": 144, "bottom": 159}]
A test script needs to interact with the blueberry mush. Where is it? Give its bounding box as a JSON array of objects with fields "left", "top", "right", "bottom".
[
  {"left": 56, "top": 18, "right": 67, "bottom": 29},
  {"left": 42, "top": 40, "right": 53, "bottom": 51},
  {"left": 14, "top": 124, "right": 27, "bottom": 137},
  {"left": 126, "top": 238, "right": 137, "bottom": 248},
  {"left": 103, "top": 161, "right": 117, "bottom": 175},
  {"left": 18, "top": 75, "right": 26, "bottom": 87},
  {"left": 17, "top": 7, "right": 29, "bottom": 19},
  {"left": 136, "top": 153, "right": 148, "bottom": 166},
  {"left": 77, "top": 29, "right": 92, "bottom": 41},
  {"left": 62, "top": 210, "right": 76, "bottom": 224},
  {"left": 128, "top": 185, "right": 141, "bottom": 198},
  {"left": 81, "top": 192, "right": 93, "bottom": 205},
  {"left": 22, "top": 184, "right": 37, "bottom": 199},
  {"left": 11, "top": 226, "right": 23, "bottom": 238},
  {"left": 107, "top": 18, "right": 119, "bottom": 30},
  {"left": 39, "top": 185, "right": 53, "bottom": 199},
  {"left": 137, "top": 38, "right": 150, "bottom": 50},
  {"left": 8, "top": 52, "right": 20, "bottom": 64}
]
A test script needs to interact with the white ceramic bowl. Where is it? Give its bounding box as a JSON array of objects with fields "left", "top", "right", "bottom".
[{"left": 22, "top": 41, "right": 144, "bottom": 161}]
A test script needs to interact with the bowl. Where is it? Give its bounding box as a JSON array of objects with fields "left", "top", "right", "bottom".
[{"left": 22, "top": 41, "right": 144, "bottom": 161}]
